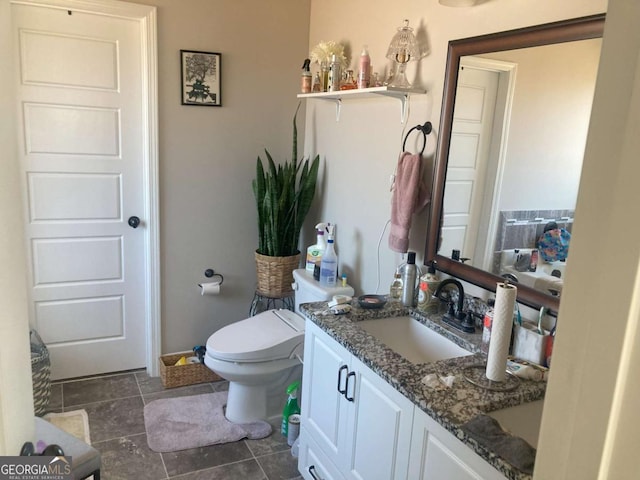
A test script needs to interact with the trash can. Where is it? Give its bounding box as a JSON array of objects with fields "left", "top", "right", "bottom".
[{"left": 30, "top": 329, "right": 51, "bottom": 416}]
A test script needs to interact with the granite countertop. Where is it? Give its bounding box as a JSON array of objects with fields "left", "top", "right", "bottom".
[{"left": 299, "top": 300, "right": 546, "bottom": 480}]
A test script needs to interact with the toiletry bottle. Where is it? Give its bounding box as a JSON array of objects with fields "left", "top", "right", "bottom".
[
  {"left": 417, "top": 262, "right": 440, "bottom": 311},
  {"left": 328, "top": 54, "right": 341, "bottom": 92},
  {"left": 389, "top": 271, "right": 403, "bottom": 303},
  {"left": 320, "top": 62, "right": 330, "bottom": 92},
  {"left": 301, "top": 58, "right": 312, "bottom": 93},
  {"left": 312, "top": 72, "right": 322, "bottom": 92},
  {"left": 320, "top": 226, "right": 338, "bottom": 287},
  {"left": 357, "top": 45, "right": 371, "bottom": 89},
  {"left": 529, "top": 249, "right": 539, "bottom": 272},
  {"left": 281, "top": 381, "right": 301, "bottom": 436},
  {"left": 340, "top": 70, "right": 357, "bottom": 90},
  {"left": 306, "top": 223, "right": 327, "bottom": 272},
  {"left": 481, "top": 299, "right": 495, "bottom": 353},
  {"left": 401, "top": 251, "right": 417, "bottom": 307}
]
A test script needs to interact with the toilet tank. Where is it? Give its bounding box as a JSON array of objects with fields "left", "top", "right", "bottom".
[{"left": 292, "top": 269, "right": 354, "bottom": 314}]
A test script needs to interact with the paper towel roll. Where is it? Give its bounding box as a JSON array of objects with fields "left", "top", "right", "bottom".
[
  {"left": 199, "top": 282, "right": 220, "bottom": 296},
  {"left": 486, "top": 282, "right": 517, "bottom": 381}
]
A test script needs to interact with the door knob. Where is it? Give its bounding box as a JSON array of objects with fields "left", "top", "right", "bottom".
[{"left": 128, "top": 216, "right": 141, "bottom": 228}]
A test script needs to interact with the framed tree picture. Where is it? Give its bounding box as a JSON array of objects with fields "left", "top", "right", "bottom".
[{"left": 180, "top": 50, "right": 221, "bottom": 106}]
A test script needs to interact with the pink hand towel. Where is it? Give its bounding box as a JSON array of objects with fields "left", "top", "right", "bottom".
[{"left": 388, "top": 152, "right": 430, "bottom": 253}]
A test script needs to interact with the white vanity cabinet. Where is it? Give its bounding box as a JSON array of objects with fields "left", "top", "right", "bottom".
[
  {"left": 408, "top": 408, "right": 507, "bottom": 480},
  {"left": 299, "top": 321, "right": 414, "bottom": 480}
]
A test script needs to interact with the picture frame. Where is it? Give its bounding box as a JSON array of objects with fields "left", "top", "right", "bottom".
[{"left": 180, "top": 50, "right": 221, "bottom": 106}]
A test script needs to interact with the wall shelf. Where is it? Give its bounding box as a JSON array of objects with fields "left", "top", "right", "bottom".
[{"left": 297, "top": 86, "right": 426, "bottom": 123}]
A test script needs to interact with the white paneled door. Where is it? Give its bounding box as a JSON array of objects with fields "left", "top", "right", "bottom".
[
  {"left": 440, "top": 64, "right": 499, "bottom": 265},
  {"left": 12, "top": 1, "right": 157, "bottom": 379}
]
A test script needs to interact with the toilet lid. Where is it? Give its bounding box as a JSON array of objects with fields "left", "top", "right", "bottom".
[{"left": 206, "top": 309, "right": 305, "bottom": 362}]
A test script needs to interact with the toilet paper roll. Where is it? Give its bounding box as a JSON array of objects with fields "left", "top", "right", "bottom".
[
  {"left": 199, "top": 282, "right": 221, "bottom": 296},
  {"left": 486, "top": 282, "right": 517, "bottom": 382}
]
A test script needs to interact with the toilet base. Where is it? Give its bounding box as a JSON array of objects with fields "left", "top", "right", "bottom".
[{"left": 224, "top": 363, "right": 302, "bottom": 424}]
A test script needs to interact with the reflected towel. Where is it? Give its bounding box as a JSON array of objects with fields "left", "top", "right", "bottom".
[
  {"left": 533, "top": 275, "right": 563, "bottom": 295},
  {"left": 462, "top": 415, "right": 536, "bottom": 474},
  {"left": 389, "top": 152, "right": 430, "bottom": 253}
]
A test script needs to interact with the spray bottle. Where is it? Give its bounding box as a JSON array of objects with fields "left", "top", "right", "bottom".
[
  {"left": 281, "top": 380, "right": 301, "bottom": 436},
  {"left": 306, "top": 223, "right": 328, "bottom": 272},
  {"left": 320, "top": 224, "right": 338, "bottom": 287}
]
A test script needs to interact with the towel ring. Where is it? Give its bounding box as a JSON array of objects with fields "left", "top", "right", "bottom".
[{"left": 402, "top": 121, "right": 432, "bottom": 155}]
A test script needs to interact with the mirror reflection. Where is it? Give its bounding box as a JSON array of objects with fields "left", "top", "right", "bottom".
[
  {"left": 426, "top": 15, "right": 605, "bottom": 311},
  {"left": 439, "top": 39, "right": 601, "bottom": 296}
]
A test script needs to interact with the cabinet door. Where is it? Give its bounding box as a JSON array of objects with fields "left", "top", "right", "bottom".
[
  {"left": 344, "top": 357, "right": 414, "bottom": 480},
  {"left": 409, "top": 408, "right": 507, "bottom": 480},
  {"left": 299, "top": 426, "right": 346, "bottom": 480},
  {"left": 301, "top": 322, "right": 351, "bottom": 465}
]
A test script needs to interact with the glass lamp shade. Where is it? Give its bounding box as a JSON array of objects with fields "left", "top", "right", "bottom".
[{"left": 385, "top": 19, "right": 421, "bottom": 88}]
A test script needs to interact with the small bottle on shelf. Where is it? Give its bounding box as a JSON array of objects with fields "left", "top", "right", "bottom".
[
  {"left": 340, "top": 70, "right": 357, "bottom": 90},
  {"left": 312, "top": 72, "right": 322, "bottom": 92},
  {"left": 357, "top": 45, "right": 371, "bottom": 89},
  {"left": 301, "top": 58, "right": 312, "bottom": 93},
  {"left": 328, "top": 54, "right": 341, "bottom": 92}
]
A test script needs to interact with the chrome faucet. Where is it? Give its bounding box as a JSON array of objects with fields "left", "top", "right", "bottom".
[{"left": 434, "top": 279, "right": 475, "bottom": 333}]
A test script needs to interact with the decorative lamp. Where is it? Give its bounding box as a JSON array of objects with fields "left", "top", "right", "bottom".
[{"left": 385, "top": 19, "right": 422, "bottom": 88}]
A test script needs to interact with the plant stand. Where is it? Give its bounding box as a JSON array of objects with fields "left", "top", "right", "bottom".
[{"left": 249, "top": 291, "right": 294, "bottom": 316}]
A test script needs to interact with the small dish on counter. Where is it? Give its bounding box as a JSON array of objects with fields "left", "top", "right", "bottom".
[{"left": 358, "top": 294, "right": 387, "bottom": 309}]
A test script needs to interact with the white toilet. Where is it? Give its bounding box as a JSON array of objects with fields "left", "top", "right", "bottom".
[{"left": 204, "top": 268, "right": 354, "bottom": 424}]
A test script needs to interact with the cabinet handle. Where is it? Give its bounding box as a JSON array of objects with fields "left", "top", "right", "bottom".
[
  {"left": 308, "top": 465, "right": 321, "bottom": 480},
  {"left": 337, "top": 364, "right": 348, "bottom": 396},
  {"left": 345, "top": 371, "right": 356, "bottom": 402}
]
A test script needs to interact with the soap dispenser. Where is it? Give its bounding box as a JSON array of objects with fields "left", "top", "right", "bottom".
[{"left": 417, "top": 262, "right": 440, "bottom": 311}]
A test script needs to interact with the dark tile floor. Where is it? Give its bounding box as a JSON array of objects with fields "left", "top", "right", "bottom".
[{"left": 48, "top": 371, "right": 302, "bottom": 480}]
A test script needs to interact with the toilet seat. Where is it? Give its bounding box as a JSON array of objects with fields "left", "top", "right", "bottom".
[{"left": 206, "top": 309, "right": 305, "bottom": 363}]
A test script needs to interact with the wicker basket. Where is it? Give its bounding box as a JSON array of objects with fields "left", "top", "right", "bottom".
[
  {"left": 30, "top": 329, "right": 51, "bottom": 417},
  {"left": 159, "top": 352, "right": 221, "bottom": 388},
  {"left": 255, "top": 251, "right": 301, "bottom": 297}
]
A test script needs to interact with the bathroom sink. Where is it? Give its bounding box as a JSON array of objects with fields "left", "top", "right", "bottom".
[
  {"left": 356, "top": 316, "right": 472, "bottom": 364},
  {"left": 487, "top": 399, "right": 544, "bottom": 448}
]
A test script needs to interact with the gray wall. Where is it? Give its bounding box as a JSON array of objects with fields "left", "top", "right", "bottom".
[{"left": 128, "top": 0, "right": 311, "bottom": 352}]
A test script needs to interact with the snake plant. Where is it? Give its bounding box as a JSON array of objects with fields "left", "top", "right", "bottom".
[{"left": 252, "top": 104, "right": 320, "bottom": 257}]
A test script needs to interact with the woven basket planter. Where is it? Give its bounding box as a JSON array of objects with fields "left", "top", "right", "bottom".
[{"left": 255, "top": 251, "right": 301, "bottom": 297}]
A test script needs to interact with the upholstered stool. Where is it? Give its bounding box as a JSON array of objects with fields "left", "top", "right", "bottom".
[{"left": 34, "top": 417, "right": 101, "bottom": 480}]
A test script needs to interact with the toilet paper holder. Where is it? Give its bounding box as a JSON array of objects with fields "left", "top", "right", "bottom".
[{"left": 200, "top": 268, "right": 224, "bottom": 286}]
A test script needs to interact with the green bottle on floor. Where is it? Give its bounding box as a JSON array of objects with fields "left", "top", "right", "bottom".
[{"left": 281, "top": 381, "right": 301, "bottom": 436}]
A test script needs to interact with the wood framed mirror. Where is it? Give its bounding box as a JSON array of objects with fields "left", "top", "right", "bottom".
[{"left": 425, "top": 14, "right": 605, "bottom": 313}]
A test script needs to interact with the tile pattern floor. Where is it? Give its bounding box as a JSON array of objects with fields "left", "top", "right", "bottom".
[{"left": 48, "top": 371, "right": 302, "bottom": 480}]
